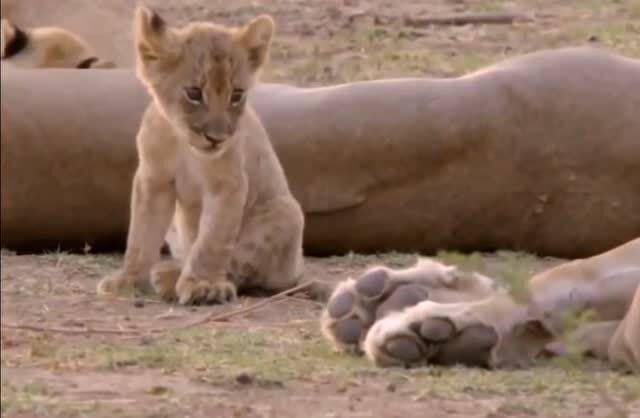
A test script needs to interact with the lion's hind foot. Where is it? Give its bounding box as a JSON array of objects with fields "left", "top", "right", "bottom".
[{"left": 363, "top": 301, "right": 499, "bottom": 368}]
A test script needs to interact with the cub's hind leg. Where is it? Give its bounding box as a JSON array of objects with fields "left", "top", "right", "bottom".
[
  {"left": 228, "top": 196, "right": 305, "bottom": 293},
  {"left": 152, "top": 205, "right": 200, "bottom": 302},
  {"left": 153, "top": 196, "right": 304, "bottom": 303},
  {"left": 150, "top": 258, "right": 182, "bottom": 302}
]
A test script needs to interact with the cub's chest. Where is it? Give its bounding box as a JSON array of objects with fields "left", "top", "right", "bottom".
[
  {"left": 173, "top": 148, "right": 249, "bottom": 212},
  {"left": 174, "top": 161, "right": 204, "bottom": 211}
]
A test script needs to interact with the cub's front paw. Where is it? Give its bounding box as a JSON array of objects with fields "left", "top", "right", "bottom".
[
  {"left": 97, "top": 269, "right": 148, "bottom": 297},
  {"left": 176, "top": 274, "right": 237, "bottom": 305},
  {"left": 150, "top": 259, "right": 181, "bottom": 302}
]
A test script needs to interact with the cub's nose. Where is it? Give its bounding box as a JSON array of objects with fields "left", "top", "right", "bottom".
[{"left": 203, "top": 132, "right": 227, "bottom": 145}]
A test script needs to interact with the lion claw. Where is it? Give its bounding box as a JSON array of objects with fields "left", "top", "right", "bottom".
[{"left": 176, "top": 275, "right": 237, "bottom": 305}]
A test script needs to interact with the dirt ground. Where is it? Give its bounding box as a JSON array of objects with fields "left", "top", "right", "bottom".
[
  {"left": 2, "top": 1, "right": 640, "bottom": 417},
  {"left": 3, "top": 250, "right": 639, "bottom": 418}
]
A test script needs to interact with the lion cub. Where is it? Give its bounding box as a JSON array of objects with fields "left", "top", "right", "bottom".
[{"left": 97, "top": 7, "right": 304, "bottom": 304}]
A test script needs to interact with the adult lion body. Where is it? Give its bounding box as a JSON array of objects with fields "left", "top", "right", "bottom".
[
  {"left": 0, "top": 18, "right": 114, "bottom": 68},
  {"left": 2, "top": 47, "right": 640, "bottom": 257}
]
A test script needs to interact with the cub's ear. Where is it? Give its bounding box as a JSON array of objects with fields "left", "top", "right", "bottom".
[
  {"left": 238, "top": 15, "right": 274, "bottom": 72},
  {"left": 1, "top": 18, "right": 28, "bottom": 59},
  {"left": 134, "top": 5, "right": 172, "bottom": 62}
]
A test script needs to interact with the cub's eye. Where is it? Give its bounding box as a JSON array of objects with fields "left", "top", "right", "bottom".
[
  {"left": 184, "top": 87, "right": 203, "bottom": 104},
  {"left": 230, "top": 88, "right": 245, "bottom": 107}
]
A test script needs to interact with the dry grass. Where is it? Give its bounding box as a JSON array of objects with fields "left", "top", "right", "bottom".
[{"left": 2, "top": 249, "right": 639, "bottom": 418}]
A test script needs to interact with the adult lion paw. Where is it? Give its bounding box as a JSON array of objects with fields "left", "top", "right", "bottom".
[
  {"left": 97, "top": 269, "right": 148, "bottom": 297},
  {"left": 363, "top": 300, "right": 500, "bottom": 369},
  {"left": 321, "top": 258, "right": 497, "bottom": 354},
  {"left": 363, "top": 293, "right": 554, "bottom": 370},
  {"left": 321, "top": 268, "right": 431, "bottom": 353},
  {"left": 175, "top": 274, "right": 237, "bottom": 305}
]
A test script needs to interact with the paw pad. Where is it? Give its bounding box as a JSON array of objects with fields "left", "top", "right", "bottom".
[
  {"left": 383, "top": 337, "right": 424, "bottom": 364},
  {"left": 418, "top": 317, "right": 455, "bottom": 342},
  {"left": 327, "top": 292, "right": 355, "bottom": 318},
  {"left": 322, "top": 268, "right": 430, "bottom": 352},
  {"left": 332, "top": 318, "right": 364, "bottom": 346},
  {"left": 354, "top": 268, "right": 388, "bottom": 298},
  {"left": 366, "top": 312, "right": 498, "bottom": 369}
]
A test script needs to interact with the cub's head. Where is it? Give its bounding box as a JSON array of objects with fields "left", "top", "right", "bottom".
[
  {"left": 134, "top": 6, "right": 274, "bottom": 153},
  {"left": 0, "top": 18, "right": 115, "bottom": 69}
]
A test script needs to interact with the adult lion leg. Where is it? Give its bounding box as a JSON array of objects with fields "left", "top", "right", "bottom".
[
  {"left": 321, "top": 259, "right": 497, "bottom": 353},
  {"left": 608, "top": 285, "right": 640, "bottom": 373},
  {"left": 97, "top": 170, "right": 176, "bottom": 296},
  {"left": 558, "top": 320, "right": 621, "bottom": 360},
  {"left": 364, "top": 238, "right": 640, "bottom": 369},
  {"left": 228, "top": 196, "right": 305, "bottom": 293},
  {"left": 528, "top": 237, "right": 640, "bottom": 331},
  {"left": 568, "top": 284, "right": 640, "bottom": 373},
  {"left": 527, "top": 237, "right": 640, "bottom": 370}
]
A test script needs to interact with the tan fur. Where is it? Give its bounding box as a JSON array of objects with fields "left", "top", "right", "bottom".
[
  {"left": 357, "top": 238, "right": 640, "bottom": 372},
  {"left": 0, "top": 0, "right": 15, "bottom": 21},
  {"left": 3, "top": 48, "right": 640, "bottom": 256},
  {"left": 528, "top": 238, "right": 640, "bottom": 329},
  {"left": 0, "top": 18, "right": 114, "bottom": 68},
  {"left": 96, "top": 8, "right": 304, "bottom": 305},
  {"left": 608, "top": 285, "right": 640, "bottom": 372}
]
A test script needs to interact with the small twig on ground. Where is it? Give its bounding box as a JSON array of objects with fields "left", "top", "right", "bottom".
[
  {"left": 66, "top": 293, "right": 166, "bottom": 306},
  {"left": 219, "top": 318, "right": 318, "bottom": 328},
  {"left": 2, "top": 281, "right": 322, "bottom": 335},
  {"left": 1, "top": 322, "right": 141, "bottom": 335},
  {"left": 104, "top": 295, "right": 166, "bottom": 305},
  {"left": 177, "top": 281, "right": 316, "bottom": 329},
  {"left": 403, "top": 13, "right": 534, "bottom": 27},
  {"left": 285, "top": 295, "right": 325, "bottom": 308}
]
